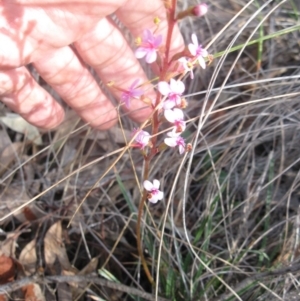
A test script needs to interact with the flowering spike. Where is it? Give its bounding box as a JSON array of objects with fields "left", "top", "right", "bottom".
[
  {"left": 135, "top": 29, "right": 163, "bottom": 64},
  {"left": 121, "top": 79, "right": 143, "bottom": 108},
  {"left": 143, "top": 179, "right": 164, "bottom": 203}
]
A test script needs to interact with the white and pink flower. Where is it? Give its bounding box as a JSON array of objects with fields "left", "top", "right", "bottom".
[
  {"left": 135, "top": 29, "right": 163, "bottom": 64},
  {"left": 188, "top": 34, "right": 208, "bottom": 69},
  {"left": 164, "top": 108, "right": 186, "bottom": 132},
  {"left": 132, "top": 129, "right": 151, "bottom": 150},
  {"left": 143, "top": 179, "right": 164, "bottom": 203},
  {"left": 178, "top": 57, "right": 195, "bottom": 79},
  {"left": 121, "top": 79, "right": 143, "bottom": 108},
  {"left": 158, "top": 79, "right": 185, "bottom": 109},
  {"left": 164, "top": 129, "right": 186, "bottom": 155}
]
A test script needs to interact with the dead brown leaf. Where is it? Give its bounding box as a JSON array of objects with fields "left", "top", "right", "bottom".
[
  {"left": 0, "top": 232, "right": 18, "bottom": 258},
  {"left": 0, "top": 187, "right": 46, "bottom": 225},
  {"left": 0, "top": 141, "right": 23, "bottom": 177},
  {"left": 0, "top": 130, "right": 11, "bottom": 152},
  {"left": 63, "top": 258, "right": 99, "bottom": 299},
  {"left": 22, "top": 283, "right": 46, "bottom": 301},
  {"left": 19, "top": 239, "right": 37, "bottom": 276},
  {"left": 0, "top": 255, "right": 15, "bottom": 285},
  {"left": 44, "top": 221, "right": 71, "bottom": 271},
  {"left": 0, "top": 231, "right": 25, "bottom": 301},
  {"left": 0, "top": 114, "right": 42, "bottom": 145},
  {"left": 78, "top": 257, "right": 98, "bottom": 276}
]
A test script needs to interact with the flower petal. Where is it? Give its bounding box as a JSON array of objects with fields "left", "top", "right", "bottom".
[
  {"left": 179, "top": 144, "right": 185, "bottom": 154},
  {"left": 167, "top": 129, "right": 180, "bottom": 137},
  {"left": 164, "top": 137, "right": 178, "bottom": 147},
  {"left": 178, "top": 57, "right": 188, "bottom": 65},
  {"left": 170, "top": 79, "right": 185, "bottom": 94},
  {"left": 177, "top": 120, "right": 186, "bottom": 132},
  {"left": 145, "top": 50, "right": 157, "bottom": 63},
  {"left": 143, "top": 29, "right": 152, "bottom": 41},
  {"left": 191, "top": 33, "right": 198, "bottom": 47},
  {"left": 201, "top": 49, "right": 208, "bottom": 57},
  {"left": 121, "top": 93, "right": 130, "bottom": 108},
  {"left": 153, "top": 179, "right": 160, "bottom": 189},
  {"left": 164, "top": 109, "right": 176, "bottom": 123},
  {"left": 163, "top": 100, "right": 175, "bottom": 110},
  {"left": 130, "top": 79, "right": 140, "bottom": 90},
  {"left": 143, "top": 180, "right": 153, "bottom": 191},
  {"left": 198, "top": 56, "right": 206, "bottom": 69},
  {"left": 173, "top": 108, "right": 184, "bottom": 119},
  {"left": 154, "top": 34, "right": 163, "bottom": 47},
  {"left": 188, "top": 43, "right": 197, "bottom": 56},
  {"left": 149, "top": 195, "right": 159, "bottom": 204},
  {"left": 132, "top": 89, "right": 143, "bottom": 97},
  {"left": 136, "top": 130, "right": 150, "bottom": 148},
  {"left": 169, "top": 79, "right": 176, "bottom": 91},
  {"left": 157, "top": 191, "right": 164, "bottom": 200},
  {"left": 135, "top": 48, "right": 147, "bottom": 59},
  {"left": 158, "top": 81, "right": 171, "bottom": 96}
]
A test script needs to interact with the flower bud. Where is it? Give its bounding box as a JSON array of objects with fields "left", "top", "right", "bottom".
[
  {"left": 192, "top": 3, "right": 208, "bottom": 17},
  {"left": 186, "top": 143, "right": 193, "bottom": 152},
  {"left": 176, "top": 3, "right": 208, "bottom": 20},
  {"left": 179, "top": 98, "right": 188, "bottom": 109}
]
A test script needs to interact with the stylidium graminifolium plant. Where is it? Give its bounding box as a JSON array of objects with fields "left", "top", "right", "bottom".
[
  {"left": 119, "top": 3, "right": 210, "bottom": 203},
  {"left": 112, "top": 1, "right": 211, "bottom": 284}
]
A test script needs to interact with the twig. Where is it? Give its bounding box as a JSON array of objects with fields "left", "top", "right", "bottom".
[{"left": 0, "top": 274, "right": 170, "bottom": 301}]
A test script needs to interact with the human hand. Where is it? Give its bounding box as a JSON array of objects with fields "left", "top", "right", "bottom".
[{"left": 0, "top": 0, "right": 184, "bottom": 129}]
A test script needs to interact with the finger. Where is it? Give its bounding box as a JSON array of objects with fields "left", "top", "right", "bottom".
[
  {"left": 0, "top": 1, "right": 121, "bottom": 68},
  {"left": 33, "top": 45, "right": 117, "bottom": 130},
  {"left": 0, "top": 3, "right": 79, "bottom": 68},
  {"left": 74, "top": 18, "right": 153, "bottom": 123},
  {"left": 1, "top": 0, "right": 183, "bottom": 69},
  {"left": 0, "top": 67, "right": 65, "bottom": 129},
  {"left": 116, "top": 0, "right": 185, "bottom": 56}
]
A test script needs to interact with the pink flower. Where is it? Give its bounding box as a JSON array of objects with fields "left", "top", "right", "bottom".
[
  {"left": 132, "top": 129, "right": 151, "bottom": 150},
  {"left": 121, "top": 79, "right": 144, "bottom": 108},
  {"left": 164, "top": 129, "right": 186, "bottom": 155},
  {"left": 135, "top": 29, "right": 163, "bottom": 64},
  {"left": 143, "top": 179, "right": 164, "bottom": 203},
  {"left": 178, "top": 57, "right": 194, "bottom": 79},
  {"left": 158, "top": 79, "right": 185, "bottom": 109},
  {"left": 188, "top": 34, "right": 208, "bottom": 69},
  {"left": 164, "top": 108, "right": 186, "bottom": 132},
  {"left": 192, "top": 3, "right": 208, "bottom": 17}
]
